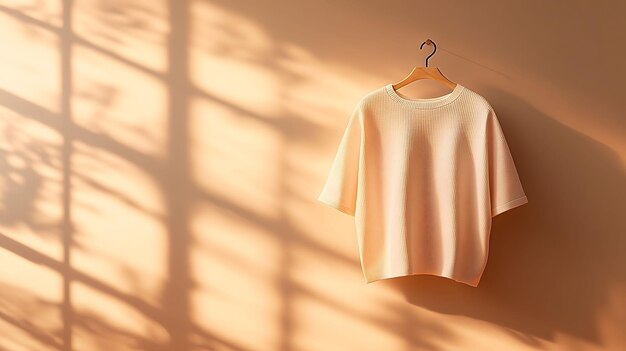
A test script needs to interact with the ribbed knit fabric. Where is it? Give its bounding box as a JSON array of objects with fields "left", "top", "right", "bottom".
[{"left": 317, "top": 83, "right": 528, "bottom": 287}]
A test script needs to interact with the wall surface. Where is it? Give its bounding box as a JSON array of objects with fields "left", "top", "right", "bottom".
[{"left": 0, "top": 0, "right": 625, "bottom": 350}]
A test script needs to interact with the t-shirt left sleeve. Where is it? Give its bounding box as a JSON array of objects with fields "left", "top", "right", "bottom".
[
  {"left": 487, "top": 108, "right": 529, "bottom": 217},
  {"left": 317, "top": 102, "right": 363, "bottom": 216}
]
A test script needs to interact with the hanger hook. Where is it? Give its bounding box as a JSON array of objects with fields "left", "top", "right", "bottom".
[{"left": 419, "top": 39, "right": 437, "bottom": 67}]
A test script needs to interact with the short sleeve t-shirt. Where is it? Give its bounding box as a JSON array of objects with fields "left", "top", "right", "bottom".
[{"left": 317, "top": 83, "right": 528, "bottom": 287}]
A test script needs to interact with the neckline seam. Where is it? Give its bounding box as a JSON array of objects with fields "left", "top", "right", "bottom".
[{"left": 384, "top": 84, "right": 465, "bottom": 109}]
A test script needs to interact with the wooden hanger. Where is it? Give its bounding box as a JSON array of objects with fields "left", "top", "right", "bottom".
[{"left": 391, "top": 39, "right": 457, "bottom": 91}]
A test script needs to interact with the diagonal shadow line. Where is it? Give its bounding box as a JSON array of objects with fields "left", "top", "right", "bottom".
[
  {"left": 196, "top": 191, "right": 358, "bottom": 266},
  {"left": 0, "top": 87, "right": 162, "bottom": 175},
  {"left": 0, "top": 4, "right": 162, "bottom": 81},
  {"left": 0, "top": 89, "right": 62, "bottom": 129},
  {"left": 72, "top": 34, "right": 161, "bottom": 80},
  {"left": 0, "top": 4, "right": 57, "bottom": 32},
  {"left": 1, "top": 225, "right": 256, "bottom": 350},
  {"left": 0, "top": 232, "right": 166, "bottom": 325},
  {"left": 0, "top": 309, "right": 63, "bottom": 349},
  {"left": 191, "top": 87, "right": 275, "bottom": 126}
]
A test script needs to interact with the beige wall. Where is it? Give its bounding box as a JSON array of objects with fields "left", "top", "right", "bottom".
[{"left": 0, "top": 0, "right": 625, "bottom": 350}]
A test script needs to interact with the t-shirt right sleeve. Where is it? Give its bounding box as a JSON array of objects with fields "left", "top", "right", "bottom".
[
  {"left": 487, "top": 108, "right": 529, "bottom": 217},
  {"left": 317, "top": 102, "right": 363, "bottom": 216}
]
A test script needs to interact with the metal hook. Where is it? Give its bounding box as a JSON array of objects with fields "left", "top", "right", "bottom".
[{"left": 419, "top": 39, "right": 437, "bottom": 67}]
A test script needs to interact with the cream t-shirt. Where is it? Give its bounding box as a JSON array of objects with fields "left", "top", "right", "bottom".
[{"left": 317, "top": 83, "right": 528, "bottom": 287}]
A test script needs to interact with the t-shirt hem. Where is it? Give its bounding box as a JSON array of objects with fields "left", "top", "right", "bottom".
[
  {"left": 317, "top": 194, "right": 355, "bottom": 216},
  {"left": 491, "top": 195, "right": 528, "bottom": 217},
  {"left": 364, "top": 271, "right": 481, "bottom": 288}
]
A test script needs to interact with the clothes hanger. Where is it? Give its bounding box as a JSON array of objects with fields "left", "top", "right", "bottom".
[{"left": 391, "top": 39, "right": 457, "bottom": 92}]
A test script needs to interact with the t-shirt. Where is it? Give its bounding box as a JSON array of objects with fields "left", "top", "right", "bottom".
[{"left": 317, "top": 83, "right": 528, "bottom": 287}]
